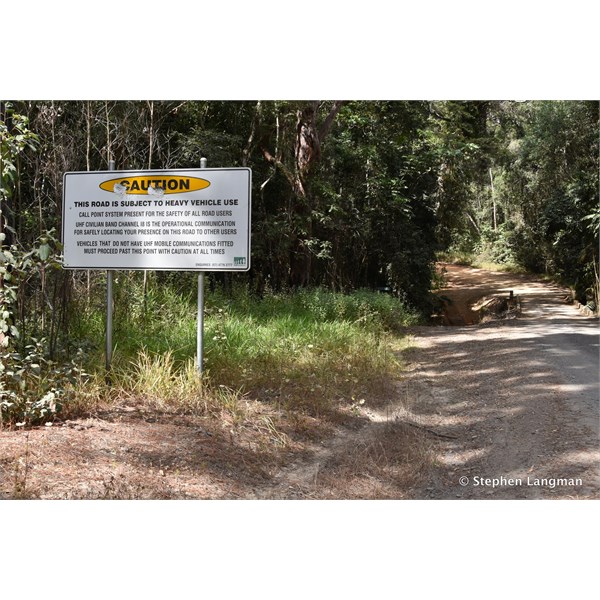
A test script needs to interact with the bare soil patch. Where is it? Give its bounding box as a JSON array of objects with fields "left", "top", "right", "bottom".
[
  {"left": 1, "top": 393, "right": 427, "bottom": 500},
  {"left": 434, "top": 263, "right": 555, "bottom": 325}
]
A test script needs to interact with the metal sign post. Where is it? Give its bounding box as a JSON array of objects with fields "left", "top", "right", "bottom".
[
  {"left": 106, "top": 159, "right": 115, "bottom": 378},
  {"left": 197, "top": 157, "right": 207, "bottom": 374},
  {"left": 197, "top": 272, "right": 205, "bottom": 373}
]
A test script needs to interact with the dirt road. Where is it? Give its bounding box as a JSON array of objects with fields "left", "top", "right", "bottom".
[{"left": 404, "top": 264, "right": 599, "bottom": 499}]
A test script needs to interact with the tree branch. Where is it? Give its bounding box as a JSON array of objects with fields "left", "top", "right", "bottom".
[
  {"left": 318, "top": 100, "right": 346, "bottom": 141},
  {"left": 242, "top": 100, "right": 261, "bottom": 167},
  {"left": 261, "top": 145, "right": 301, "bottom": 194}
]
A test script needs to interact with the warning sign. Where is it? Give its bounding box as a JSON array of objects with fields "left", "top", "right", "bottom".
[{"left": 62, "top": 168, "right": 251, "bottom": 271}]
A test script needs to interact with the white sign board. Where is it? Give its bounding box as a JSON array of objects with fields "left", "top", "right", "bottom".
[{"left": 62, "top": 168, "right": 251, "bottom": 271}]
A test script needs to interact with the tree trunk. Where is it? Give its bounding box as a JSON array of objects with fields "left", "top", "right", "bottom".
[
  {"left": 489, "top": 167, "right": 497, "bottom": 232},
  {"left": 290, "top": 101, "right": 346, "bottom": 286}
]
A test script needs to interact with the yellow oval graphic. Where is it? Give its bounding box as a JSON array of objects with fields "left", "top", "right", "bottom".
[{"left": 99, "top": 175, "right": 210, "bottom": 195}]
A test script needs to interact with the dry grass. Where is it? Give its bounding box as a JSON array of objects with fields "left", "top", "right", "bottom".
[{"left": 311, "top": 420, "right": 433, "bottom": 499}]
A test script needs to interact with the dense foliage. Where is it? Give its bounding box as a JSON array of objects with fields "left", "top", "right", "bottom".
[{"left": 437, "top": 100, "right": 599, "bottom": 305}]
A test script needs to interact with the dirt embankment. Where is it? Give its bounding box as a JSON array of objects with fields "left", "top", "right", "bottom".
[{"left": 434, "top": 263, "right": 568, "bottom": 325}]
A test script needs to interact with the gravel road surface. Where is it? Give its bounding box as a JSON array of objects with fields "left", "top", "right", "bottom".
[{"left": 405, "top": 264, "right": 599, "bottom": 499}]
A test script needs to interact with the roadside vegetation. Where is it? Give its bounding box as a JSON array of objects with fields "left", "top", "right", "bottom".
[
  {"left": 2, "top": 273, "right": 420, "bottom": 429},
  {"left": 437, "top": 250, "right": 528, "bottom": 274}
]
